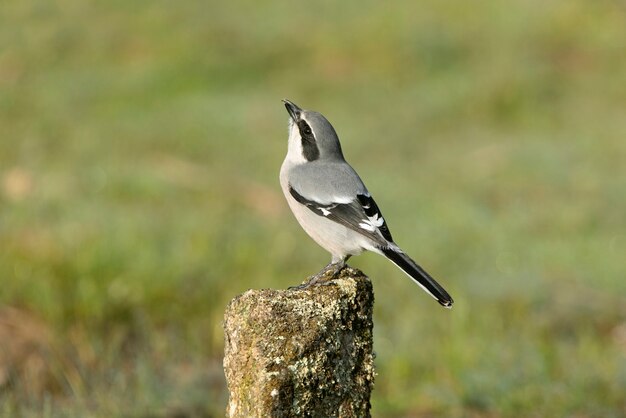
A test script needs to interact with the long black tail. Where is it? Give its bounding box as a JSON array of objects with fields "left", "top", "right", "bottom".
[{"left": 381, "top": 247, "right": 454, "bottom": 308}]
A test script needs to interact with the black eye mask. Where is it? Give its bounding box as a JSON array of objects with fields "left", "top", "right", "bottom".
[{"left": 298, "top": 120, "right": 319, "bottom": 161}]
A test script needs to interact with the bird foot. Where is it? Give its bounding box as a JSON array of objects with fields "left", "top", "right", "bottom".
[{"left": 289, "top": 262, "right": 346, "bottom": 290}]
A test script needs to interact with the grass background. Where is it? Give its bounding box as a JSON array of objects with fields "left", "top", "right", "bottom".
[{"left": 1, "top": 0, "right": 625, "bottom": 416}]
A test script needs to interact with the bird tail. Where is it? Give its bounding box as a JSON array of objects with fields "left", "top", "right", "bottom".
[{"left": 380, "top": 247, "right": 454, "bottom": 308}]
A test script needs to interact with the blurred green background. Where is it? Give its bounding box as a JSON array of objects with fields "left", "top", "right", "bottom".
[{"left": 1, "top": 0, "right": 625, "bottom": 416}]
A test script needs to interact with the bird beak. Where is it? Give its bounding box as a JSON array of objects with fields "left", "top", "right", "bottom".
[{"left": 282, "top": 99, "right": 302, "bottom": 121}]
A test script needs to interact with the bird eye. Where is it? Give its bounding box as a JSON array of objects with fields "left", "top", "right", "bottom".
[{"left": 298, "top": 121, "right": 314, "bottom": 138}]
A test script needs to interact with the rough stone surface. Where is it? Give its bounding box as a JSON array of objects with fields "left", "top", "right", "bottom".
[{"left": 223, "top": 267, "right": 375, "bottom": 418}]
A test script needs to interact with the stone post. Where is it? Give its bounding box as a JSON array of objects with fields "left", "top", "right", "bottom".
[{"left": 223, "top": 267, "right": 375, "bottom": 418}]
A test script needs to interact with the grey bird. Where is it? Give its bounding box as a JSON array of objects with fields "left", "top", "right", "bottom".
[{"left": 279, "top": 99, "right": 453, "bottom": 308}]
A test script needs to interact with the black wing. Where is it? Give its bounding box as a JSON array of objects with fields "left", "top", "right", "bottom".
[{"left": 289, "top": 185, "right": 393, "bottom": 244}]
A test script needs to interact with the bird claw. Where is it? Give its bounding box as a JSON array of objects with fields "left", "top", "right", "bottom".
[{"left": 288, "top": 262, "right": 346, "bottom": 290}]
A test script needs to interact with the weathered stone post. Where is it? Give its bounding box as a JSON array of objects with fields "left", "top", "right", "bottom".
[{"left": 223, "top": 267, "right": 375, "bottom": 418}]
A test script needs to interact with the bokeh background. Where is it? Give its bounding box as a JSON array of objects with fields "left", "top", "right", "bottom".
[{"left": 2, "top": 1, "right": 625, "bottom": 416}]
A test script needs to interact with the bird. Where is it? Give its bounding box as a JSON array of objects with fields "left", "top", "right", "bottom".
[{"left": 279, "top": 99, "right": 453, "bottom": 308}]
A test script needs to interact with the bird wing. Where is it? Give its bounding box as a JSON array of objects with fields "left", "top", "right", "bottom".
[
  {"left": 285, "top": 161, "right": 368, "bottom": 204},
  {"left": 288, "top": 184, "right": 394, "bottom": 245}
]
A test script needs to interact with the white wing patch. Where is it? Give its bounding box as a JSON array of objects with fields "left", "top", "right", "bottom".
[
  {"left": 305, "top": 194, "right": 353, "bottom": 205},
  {"left": 358, "top": 213, "right": 385, "bottom": 231},
  {"left": 319, "top": 207, "right": 331, "bottom": 216}
]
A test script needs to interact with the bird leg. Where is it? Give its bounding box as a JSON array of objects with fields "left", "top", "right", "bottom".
[{"left": 289, "top": 260, "right": 347, "bottom": 290}]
